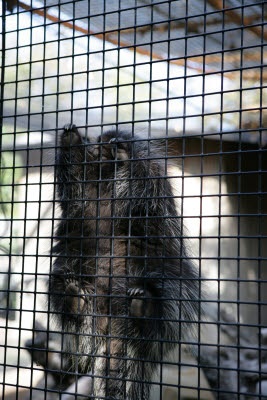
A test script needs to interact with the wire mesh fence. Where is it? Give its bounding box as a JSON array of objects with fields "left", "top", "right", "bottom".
[{"left": 0, "top": 0, "right": 266, "bottom": 399}]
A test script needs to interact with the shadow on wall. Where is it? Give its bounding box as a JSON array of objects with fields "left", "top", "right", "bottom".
[{"left": 169, "top": 136, "right": 267, "bottom": 330}]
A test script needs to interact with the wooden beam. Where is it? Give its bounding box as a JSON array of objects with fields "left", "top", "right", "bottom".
[
  {"left": 14, "top": 1, "right": 209, "bottom": 75},
  {"left": 16, "top": 1, "right": 264, "bottom": 81},
  {"left": 206, "top": 0, "right": 267, "bottom": 42}
]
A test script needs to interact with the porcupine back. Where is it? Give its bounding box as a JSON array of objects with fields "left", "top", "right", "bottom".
[{"left": 49, "top": 124, "right": 200, "bottom": 399}]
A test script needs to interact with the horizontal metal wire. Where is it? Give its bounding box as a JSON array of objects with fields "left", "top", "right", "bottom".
[
  {"left": 7, "top": 0, "right": 264, "bottom": 21},
  {"left": 4, "top": 54, "right": 267, "bottom": 87}
]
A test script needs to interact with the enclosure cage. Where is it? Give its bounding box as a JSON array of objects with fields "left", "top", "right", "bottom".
[{"left": 0, "top": 0, "right": 266, "bottom": 399}]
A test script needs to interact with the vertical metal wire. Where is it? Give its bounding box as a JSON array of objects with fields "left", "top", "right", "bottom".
[
  {"left": 2, "top": 2, "right": 19, "bottom": 399},
  {"left": 125, "top": 1, "right": 137, "bottom": 396},
  {"left": 0, "top": 0, "right": 5, "bottom": 159},
  {"left": 198, "top": 1, "right": 206, "bottom": 398},
  {"left": 257, "top": 2, "right": 264, "bottom": 397},
  {"left": 0, "top": 2, "right": 7, "bottom": 397},
  {"left": 89, "top": 0, "right": 107, "bottom": 396},
  {"left": 144, "top": 3, "right": 154, "bottom": 397},
  {"left": 52, "top": 2, "right": 62, "bottom": 398},
  {"left": 15, "top": 2, "right": 23, "bottom": 398},
  {"left": 178, "top": 0, "right": 188, "bottom": 397},
  {"left": 217, "top": 0, "right": 225, "bottom": 396},
  {"left": 160, "top": 1, "right": 171, "bottom": 399},
  {"left": 237, "top": 2, "right": 245, "bottom": 397}
]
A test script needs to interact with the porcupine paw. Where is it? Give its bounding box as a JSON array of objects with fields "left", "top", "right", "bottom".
[
  {"left": 61, "top": 124, "right": 82, "bottom": 146},
  {"left": 94, "top": 131, "right": 131, "bottom": 162},
  {"left": 128, "top": 287, "right": 153, "bottom": 318},
  {"left": 64, "top": 280, "right": 86, "bottom": 315}
]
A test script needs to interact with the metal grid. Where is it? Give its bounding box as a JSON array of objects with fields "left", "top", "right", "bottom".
[{"left": 0, "top": 0, "right": 266, "bottom": 399}]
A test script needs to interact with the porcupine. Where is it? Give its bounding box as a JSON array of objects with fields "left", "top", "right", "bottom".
[{"left": 49, "top": 124, "right": 200, "bottom": 399}]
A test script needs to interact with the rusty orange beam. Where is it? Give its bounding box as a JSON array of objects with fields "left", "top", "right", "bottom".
[
  {"left": 17, "top": 1, "right": 205, "bottom": 74},
  {"left": 206, "top": 0, "right": 267, "bottom": 42},
  {"left": 17, "top": 1, "right": 263, "bottom": 79},
  {"left": 192, "top": 52, "right": 265, "bottom": 64}
]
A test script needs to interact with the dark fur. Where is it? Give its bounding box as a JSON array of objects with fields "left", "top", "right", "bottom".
[{"left": 49, "top": 125, "right": 200, "bottom": 399}]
